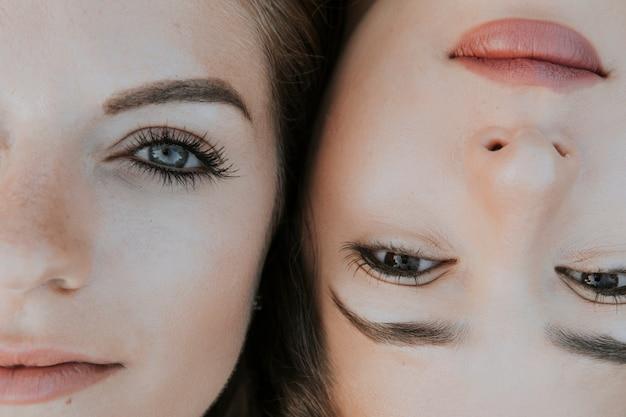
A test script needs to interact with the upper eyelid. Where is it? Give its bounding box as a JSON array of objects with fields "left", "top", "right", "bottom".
[
  {"left": 106, "top": 126, "right": 210, "bottom": 154},
  {"left": 102, "top": 126, "right": 220, "bottom": 164},
  {"left": 557, "top": 278, "right": 621, "bottom": 305}
]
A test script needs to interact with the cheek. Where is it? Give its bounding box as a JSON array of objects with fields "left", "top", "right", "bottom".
[{"left": 83, "top": 174, "right": 275, "bottom": 414}]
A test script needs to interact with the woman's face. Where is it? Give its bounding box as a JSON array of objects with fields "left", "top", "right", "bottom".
[
  {"left": 0, "top": 1, "right": 275, "bottom": 416},
  {"left": 309, "top": 1, "right": 626, "bottom": 416}
]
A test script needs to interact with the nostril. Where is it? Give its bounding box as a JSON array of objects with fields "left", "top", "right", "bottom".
[
  {"left": 553, "top": 142, "right": 569, "bottom": 158},
  {"left": 485, "top": 140, "right": 507, "bottom": 152}
]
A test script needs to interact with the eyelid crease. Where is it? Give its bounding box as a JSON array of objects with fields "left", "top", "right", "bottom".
[
  {"left": 330, "top": 289, "right": 466, "bottom": 347},
  {"left": 104, "top": 124, "right": 215, "bottom": 155},
  {"left": 546, "top": 324, "right": 626, "bottom": 365}
]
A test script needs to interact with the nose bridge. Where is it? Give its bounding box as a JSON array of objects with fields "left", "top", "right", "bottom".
[
  {"left": 468, "top": 253, "right": 544, "bottom": 325},
  {"left": 464, "top": 126, "right": 579, "bottom": 247},
  {"left": 0, "top": 154, "right": 92, "bottom": 294}
]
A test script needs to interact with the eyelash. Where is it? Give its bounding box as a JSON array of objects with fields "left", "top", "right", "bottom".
[
  {"left": 343, "top": 242, "right": 454, "bottom": 286},
  {"left": 555, "top": 266, "right": 626, "bottom": 305},
  {"left": 344, "top": 244, "right": 626, "bottom": 305},
  {"left": 114, "top": 126, "right": 235, "bottom": 189}
]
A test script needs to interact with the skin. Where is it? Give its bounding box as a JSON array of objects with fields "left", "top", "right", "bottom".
[
  {"left": 308, "top": 1, "right": 626, "bottom": 416},
  {"left": 0, "top": 1, "right": 276, "bottom": 416}
]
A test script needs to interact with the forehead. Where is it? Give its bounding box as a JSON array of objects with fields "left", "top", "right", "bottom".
[
  {"left": 312, "top": 0, "right": 626, "bottom": 251},
  {"left": 0, "top": 0, "right": 269, "bottom": 124}
]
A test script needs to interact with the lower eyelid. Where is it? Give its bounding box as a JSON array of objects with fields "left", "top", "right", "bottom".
[
  {"left": 556, "top": 271, "right": 626, "bottom": 305},
  {"left": 358, "top": 256, "right": 450, "bottom": 286},
  {"left": 117, "top": 158, "right": 217, "bottom": 191}
]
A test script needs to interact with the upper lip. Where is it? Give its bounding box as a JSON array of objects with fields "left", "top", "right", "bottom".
[
  {"left": 449, "top": 18, "right": 606, "bottom": 77},
  {"left": 0, "top": 348, "right": 119, "bottom": 367}
]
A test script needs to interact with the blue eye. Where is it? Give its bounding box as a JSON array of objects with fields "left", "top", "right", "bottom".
[
  {"left": 114, "top": 126, "right": 235, "bottom": 189},
  {"left": 147, "top": 143, "right": 192, "bottom": 168}
]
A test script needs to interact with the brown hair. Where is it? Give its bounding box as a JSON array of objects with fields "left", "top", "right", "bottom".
[
  {"left": 205, "top": 2, "right": 344, "bottom": 416},
  {"left": 245, "top": 0, "right": 345, "bottom": 216},
  {"left": 253, "top": 213, "right": 337, "bottom": 417},
  {"left": 243, "top": 0, "right": 348, "bottom": 410}
]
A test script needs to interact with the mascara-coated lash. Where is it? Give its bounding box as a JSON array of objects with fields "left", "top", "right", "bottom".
[{"left": 111, "top": 126, "right": 236, "bottom": 189}]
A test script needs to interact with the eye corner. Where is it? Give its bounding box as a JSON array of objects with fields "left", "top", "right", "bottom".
[{"left": 554, "top": 265, "right": 569, "bottom": 276}]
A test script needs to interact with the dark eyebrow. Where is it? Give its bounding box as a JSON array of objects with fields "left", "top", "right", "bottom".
[
  {"left": 331, "top": 289, "right": 465, "bottom": 347},
  {"left": 103, "top": 78, "right": 251, "bottom": 121},
  {"left": 547, "top": 324, "right": 626, "bottom": 365}
]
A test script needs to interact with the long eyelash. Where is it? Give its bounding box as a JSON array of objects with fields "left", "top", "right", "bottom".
[
  {"left": 119, "top": 126, "right": 236, "bottom": 190},
  {"left": 343, "top": 250, "right": 420, "bottom": 286},
  {"left": 555, "top": 266, "right": 626, "bottom": 306},
  {"left": 342, "top": 241, "right": 450, "bottom": 286}
]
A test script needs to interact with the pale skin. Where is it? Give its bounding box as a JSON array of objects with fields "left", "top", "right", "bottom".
[
  {"left": 308, "top": 1, "right": 626, "bottom": 416},
  {"left": 0, "top": 1, "right": 276, "bottom": 416}
]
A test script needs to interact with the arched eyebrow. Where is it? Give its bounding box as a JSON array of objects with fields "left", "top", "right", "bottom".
[
  {"left": 546, "top": 324, "right": 626, "bottom": 365},
  {"left": 330, "top": 289, "right": 466, "bottom": 347},
  {"left": 103, "top": 78, "right": 251, "bottom": 121}
]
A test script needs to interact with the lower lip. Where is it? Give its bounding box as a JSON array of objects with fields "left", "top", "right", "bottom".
[
  {"left": 454, "top": 57, "right": 602, "bottom": 91},
  {"left": 0, "top": 362, "right": 122, "bottom": 404}
]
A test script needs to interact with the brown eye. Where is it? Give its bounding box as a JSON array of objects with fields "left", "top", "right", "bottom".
[
  {"left": 356, "top": 247, "right": 449, "bottom": 286},
  {"left": 373, "top": 250, "right": 439, "bottom": 273},
  {"left": 556, "top": 266, "right": 626, "bottom": 304}
]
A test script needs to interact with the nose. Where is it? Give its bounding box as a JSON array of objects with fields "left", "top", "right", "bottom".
[
  {"left": 0, "top": 161, "right": 92, "bottom": 295},
  {"left": 464, "top": 126, "right": 579, "bottom": 233}
]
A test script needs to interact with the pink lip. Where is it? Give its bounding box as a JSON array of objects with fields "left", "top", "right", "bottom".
[
  {"left": 0, "top": 349, "right": 122, "bottom": 404},
  {"left": 450, "top": 18, "right": 606, "bottom": 91}
]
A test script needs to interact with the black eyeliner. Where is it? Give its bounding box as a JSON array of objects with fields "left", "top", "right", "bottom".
[
  {"left": 342, "top": 241, "right": 456, "bottom": 286},
  {"left": 555, "top": 266, "right": 626, "bottom": 304}
]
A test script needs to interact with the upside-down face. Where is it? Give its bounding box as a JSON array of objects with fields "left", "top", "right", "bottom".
[{"left": 308, "top": 1, "right": 626, "bottom": 416}]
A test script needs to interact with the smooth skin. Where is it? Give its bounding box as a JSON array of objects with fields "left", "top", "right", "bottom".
[
  {"left": 0, "top": 1, "right": 276, "bottom": 416},
  {"left": 308, "top": 1, "right": 626, "bottom": 416}
]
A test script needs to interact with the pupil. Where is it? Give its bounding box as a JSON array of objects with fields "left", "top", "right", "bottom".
[
  {"left": 149, "top": 144, "right": 189, "bottom": 168},
  {"left": 383, "top": 252, "right": 420, "bottom": 271},
  {"left": 584, "top": 273, "right": 618, "bottom": 289}
]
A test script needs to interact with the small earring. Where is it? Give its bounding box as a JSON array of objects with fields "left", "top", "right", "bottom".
[{"left": 253, "top": 295, "right": 263, "bottom": 311}]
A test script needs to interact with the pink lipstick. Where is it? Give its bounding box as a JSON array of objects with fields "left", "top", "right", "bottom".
[
  {"left": 0, "top": 349, "right": 122, "bottom": 404},
  {"left": 450, "top": 18, "right": 606, "bottom": 91}
]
